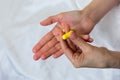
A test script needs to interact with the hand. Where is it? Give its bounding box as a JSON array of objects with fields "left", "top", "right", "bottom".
[
  {"left": 33, "top": 26, "right": 93, "bottom": 60},
  {"left": 33, "top": 10, "right": 95, "bottom": 60},
  {"left": 41, "top": 10, "right": 95, "bottom": 35},
  {"left": 59, "top": 32, "right": 113, "bottom": 68}
]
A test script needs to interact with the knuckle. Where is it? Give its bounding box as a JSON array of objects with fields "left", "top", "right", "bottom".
[
  {"left": 72, "top": 62, "right": 80, "bottom": 68},
  {"left": 64, "top": 47, "right": 69, "bottom": 52},
  {"left": 71, "top": 59, "right": 80, "bottom": 68},
  {"left": 99, "top": 47, "right": 109, "bottom": 55},
  {"left": 55, "top": 44, "right": 60, "bottom": 50},
  {"left": 47, "top": 42, "right": 51, "bottom": 48},
  {"left": 84, "top": 45, "right": 93, "bottom": 52},
  {"left": 99, "top": 47, "right": 107, "bottom": 50}
]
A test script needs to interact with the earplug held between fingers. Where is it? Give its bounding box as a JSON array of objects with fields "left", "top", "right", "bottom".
[{"left": 62, "top": 30, "right": 74, "bottom": 40}]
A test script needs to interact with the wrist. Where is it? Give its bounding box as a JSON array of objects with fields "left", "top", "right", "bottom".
[
  {"left": 106, "top": 50, "right": 120, "bottom": 68},
  {"left": 83, "top": 0, "right": 119, "bottom": 23},
  {"left": 96, "top": 47, "right": 120, "bottom": 68}
]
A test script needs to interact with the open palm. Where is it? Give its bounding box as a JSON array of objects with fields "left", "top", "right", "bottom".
[{"left": 33, "top": 10, "right": 96, "bottom": 60}]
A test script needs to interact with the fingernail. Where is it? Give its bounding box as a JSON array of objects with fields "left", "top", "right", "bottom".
[
  {"left": 33, "top": 49, "right": 36, "bottom": 53},
  {"left": 33, "top": 48, "right": 38, "bottom": 53},
  {"left": 33, "top": 55, "right": 38, "bottom": 60},
  {"left": 53, "top": 54, "right": 57, "bottom": 58},
  {"left": 70, "top": 32, "right": 76, "bottom": 40},
  {"left": 41, "top": 55, "right": 46, "bottom": 60}
]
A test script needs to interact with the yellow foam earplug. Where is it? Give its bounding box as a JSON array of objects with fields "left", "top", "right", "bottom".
[{"left": 62, "top": 30, "right": 74, "bottom": 40}]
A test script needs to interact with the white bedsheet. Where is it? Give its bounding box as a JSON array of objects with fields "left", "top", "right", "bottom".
[{"left": 0, "top": 0, "right": 120, "bottom": 80}]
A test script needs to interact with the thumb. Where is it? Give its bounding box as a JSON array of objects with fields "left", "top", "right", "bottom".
[
  {"left": 40, "top": 15, "right": 58, "bottom": 26},
  {"left": 70, "top": 32, "right": 91, "bottom": 50}
]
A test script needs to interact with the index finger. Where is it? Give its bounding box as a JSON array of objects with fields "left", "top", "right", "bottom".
[
  {"left": 40, "top": 15, "right": 58, "bottom": 26},
  {"left": 59, "top": 33, "right": 73, "bottom": 62}
]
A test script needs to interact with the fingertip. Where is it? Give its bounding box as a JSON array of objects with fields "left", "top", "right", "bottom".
[
  {"left": 33, "top": 55, "right": 39, "bottom": 61},
  {"left": 40, "top": 16, "right": 58, "bottom": 26},
  {"left": 32, "top": 47, "right": 39, "bottom": 53},
  {"left": 41, "top": 55, "right": 46, "bottom": 60},
  {"left": 32, "top": 48, "right": 36, "bottom": 53},
  {"left": 40, "top": 22, "right": 43, "bottom": 25},
  {"left": 40, "top": 21, "right": 47, "bottom": 26},
  {"left": 82, "top": 35, "right": 89, "bottom": 40},
  {"left": 89, "top": 38, "right": 94, "bottom": 42},
  {"left": 53, "top": 54, "right": 57, "bottom": 58},
  {"left": 40, "top": 19, "right": 49, "bottom": 26},
  {"left": 70, "top": 31, "right": 76, "bottom": 40}
]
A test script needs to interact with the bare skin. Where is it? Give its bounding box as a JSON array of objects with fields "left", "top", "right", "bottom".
[
  {"left": 59, "top": 32, "right": 120, "bottom": 68},
  {"left": 33, "top": 11, "right": 95, "bottom": 60},
  {"left": 32, "top": 0, "right": 120, "bottom": 68}
]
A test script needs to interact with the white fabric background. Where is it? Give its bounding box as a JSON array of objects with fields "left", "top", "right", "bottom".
[{"left": 0, "top": 0, "right": 120, "bottom": 80}]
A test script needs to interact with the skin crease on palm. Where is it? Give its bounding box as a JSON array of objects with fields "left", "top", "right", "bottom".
[{"left": 32, "top": 10, "right": 95, "bottom": 60}]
